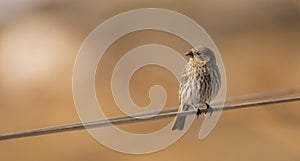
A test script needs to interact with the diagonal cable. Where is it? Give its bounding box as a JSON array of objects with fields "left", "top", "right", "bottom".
[{"left": 0, "top": 96, "right": 299, "bottom": 141}]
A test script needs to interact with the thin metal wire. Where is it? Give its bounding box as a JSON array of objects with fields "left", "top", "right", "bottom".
[
  {"left": 0, "top": 96, "right": 300, "bottom": 141},
  {"left": 160, "top": 87, "right": 300, "bottom": 113},
  {"left": 224, "top": 87, "right": 300, "bottom": 103}
]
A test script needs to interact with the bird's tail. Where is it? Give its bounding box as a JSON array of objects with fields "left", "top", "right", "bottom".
[
  {"left": 172, "top": 104, "right": 189, "bottom": 131},
  {"left": 172, "top": 115, "right": 186, "bottom": 131}
]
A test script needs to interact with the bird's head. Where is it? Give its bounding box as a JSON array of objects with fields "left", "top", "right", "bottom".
[{"left": 185, "top": 45, "right": 216, "bottom": 64}]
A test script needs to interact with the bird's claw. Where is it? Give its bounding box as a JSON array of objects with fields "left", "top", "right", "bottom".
[
  {"left": 196, "top": 109, "right": 201, "bottom": 118},
  {"left": 204, "top": 103, "right": 213, "bottom": 117}
]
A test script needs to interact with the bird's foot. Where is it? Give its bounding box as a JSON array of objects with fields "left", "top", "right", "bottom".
[
  {"left": 196, "top": 109, "right": 201, "bottom": 118},
  {"left": 204, "top": 103, "right": 213, "bottom": 117}
]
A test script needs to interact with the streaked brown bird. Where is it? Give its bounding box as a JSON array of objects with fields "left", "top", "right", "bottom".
[{"left": 172, "top": 46, "right": 221, "bottom": 131}]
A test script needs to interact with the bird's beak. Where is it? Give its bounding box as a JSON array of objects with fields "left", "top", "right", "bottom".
[{"left": 185, "top": 51, "right": 193, "bottom": 58}]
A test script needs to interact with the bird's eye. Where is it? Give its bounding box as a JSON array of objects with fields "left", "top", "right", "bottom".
[{"left": 197, "top": 52, "right": 201, "bottom": 55}]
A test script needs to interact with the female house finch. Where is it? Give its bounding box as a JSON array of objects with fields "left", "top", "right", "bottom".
[{"left": 172, "top": 46, "right": 221, "bottom": 131}]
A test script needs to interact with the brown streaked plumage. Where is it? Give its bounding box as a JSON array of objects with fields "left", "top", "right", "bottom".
[{"left": 172, "top": 45, "right": 221, "bottom": 131}]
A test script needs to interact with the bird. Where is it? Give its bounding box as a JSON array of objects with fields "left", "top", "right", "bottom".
[{"left": 171, "top": 45, "right": 221, "bottom": 131}]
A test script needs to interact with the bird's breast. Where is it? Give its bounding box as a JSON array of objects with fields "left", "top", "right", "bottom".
[{"left": 180, "top": 72, "right": 204, "bottom": 106}]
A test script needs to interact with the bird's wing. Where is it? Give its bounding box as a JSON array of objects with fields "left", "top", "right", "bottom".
[{"left": 178, "top": 65, "right": 189, "bottom": 101}]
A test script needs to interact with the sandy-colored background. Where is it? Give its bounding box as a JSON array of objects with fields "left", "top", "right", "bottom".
[{"left": 0, "top": 0, "right": 300, "bottom": 161}]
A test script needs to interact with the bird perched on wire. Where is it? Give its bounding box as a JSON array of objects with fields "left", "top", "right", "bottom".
[{"left": 172, "top": 45, "right": 221, "bottom": 131}]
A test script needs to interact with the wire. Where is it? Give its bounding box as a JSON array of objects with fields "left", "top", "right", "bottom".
[
  {"left": 0, "top": 96, "right": 299, "bottom": 141},
  {"left": 158, "top": 87, "right": 300, "bottom": 113},
  {"left": 224, "top": 87, "right": 300, "bottom": 104}
]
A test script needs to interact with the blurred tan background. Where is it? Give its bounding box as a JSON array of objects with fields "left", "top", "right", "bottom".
[{"left": 0, "top": 0, "right": 300, "bottom": 161}]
